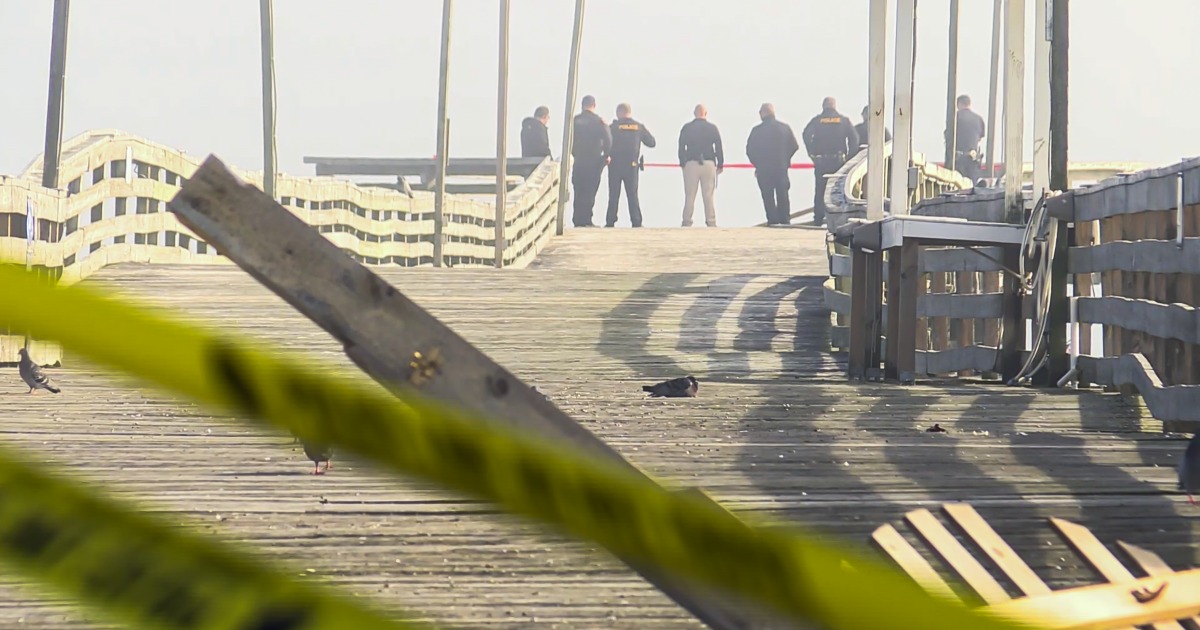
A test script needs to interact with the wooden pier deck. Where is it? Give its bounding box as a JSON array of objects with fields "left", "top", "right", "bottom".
[{"left": 1, "top": 227, "right": 1197, "bottom": 628}]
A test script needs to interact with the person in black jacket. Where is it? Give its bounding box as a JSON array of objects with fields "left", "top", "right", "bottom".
[
  {"left": 605, "top": 102, "right": 656, "bottom": 228},
  {"left": 946, "top": 94, "right": 986, "bottom": 183},
  {"left": 852, "top": 105, "right": 892, "bottom": 157},
  {"left": 678, "top": 104, "right": 724, "bottom": 227},
  {"left": 570, "top": 95, "right": 612, "bottom": 227},
  {"left": 802, "top": 97, "right": 859, "bottom": 226},
  {"left": 746, "top": 103, "right": 800, "bottom": 226},
  {"left": 520, "top": 106, "right": 551, "bottom": 159}
]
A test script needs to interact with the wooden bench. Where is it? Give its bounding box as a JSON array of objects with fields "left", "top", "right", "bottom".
[{"left": 872, "top": 503, "right": 1200, "bottom": 629}]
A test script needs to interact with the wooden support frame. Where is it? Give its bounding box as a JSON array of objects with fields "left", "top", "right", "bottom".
[
  {"left": 168, "top": 155, "right": 778, "bottom": 630},
  {"left": 874, "top": 503, "right": 1200, "bottom": 629}
]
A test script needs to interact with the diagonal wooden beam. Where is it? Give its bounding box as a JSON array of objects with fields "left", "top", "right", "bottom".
[{"left": 167, "top": 155, "right": 790, "bottom": 630}]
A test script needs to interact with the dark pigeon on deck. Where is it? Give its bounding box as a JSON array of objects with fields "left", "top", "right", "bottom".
[
  {"left": 642, "top": 376, "right": 698, "bottom": 398},
  {"left": 303, "top": 440, "right": 333, "bottom": 475},
  {"left": 1178, "top": 433, "right": 1200, "bottom": 505},
  {"left": 17, "top": 348, "right": 60, "bottom": 394}
]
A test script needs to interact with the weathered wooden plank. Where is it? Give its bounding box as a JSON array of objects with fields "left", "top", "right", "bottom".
[
  {"left": 918, "top": 292, "right": 1004, "bottom": 319},
  {"left": 1050, "top": 518, "right": 1186, "bottom": 630},
  {"left": 870, "top": 523, "right": 961, "bottom": 601},
  {"left": 923, "top": 247, "right": 1006, "bottom": 274},
  {"left": 1076, "top": 354, "right": 1200, "bottom": 427},
  {"left": 1076, "top": 296, "right": 1200, "bottom": 346},
  {"left": 941, "top": 504, "right": 1051, "bottom": 598},
  {"left": 167, "top": 156, "right": 776, "bottom": 630},
  {"left": 823, "top": 279, "right": 850, "bottom": 316},
  {"left": 1069, "top": 238, "right": 1200, "bottom": 276},
  {"left": 915, "top": 345, "right": 999, "bottom": 376},
  {"left": 903, "top": 509, "right": 1010, "bottom": 605},
  {"left": 896, "top": 241, "right": 920, "bottom": 382}
]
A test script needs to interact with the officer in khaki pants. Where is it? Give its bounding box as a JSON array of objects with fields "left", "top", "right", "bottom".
[{"left": 677, "top": 104, "right": 724, "bottom": 227}]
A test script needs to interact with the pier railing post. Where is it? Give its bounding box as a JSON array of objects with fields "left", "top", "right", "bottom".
[
  {"left": 41, "top": 0, "right": 71, "bottom": 190},
  {"left": 433, "top": 0, "right": 454, "bottom": 267},
  {"left": 494, "top": 0, "right": 511, "bottom": 269},
  {"left": 556, "top": 0, "right": 586, "bottom": 235},
  {"left": 258, "top": 0, "right": 277, "bottom": 201}
]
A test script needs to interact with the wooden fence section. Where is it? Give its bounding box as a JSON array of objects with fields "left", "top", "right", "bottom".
[
  {"left": 0, "top": 129, "right": 561, "bottom": 363},
  {"left": 1050, "top": 156, "right": 1200, "bottom": 427},
  {"left": 823, "top": 141, "right": 973, "bottom": 356}
]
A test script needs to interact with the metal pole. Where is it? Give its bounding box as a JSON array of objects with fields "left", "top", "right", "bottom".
[
  {"left": 41, "top": 0, "right": 71, "bottom": 190},
  {"left": 494, "top": 0, "right": 511, "bottom": 268},
  {"left": 433, "top": 0, "right": 453, "bottom": 267},
  {"left": 1003, "top": 0, "right": 1026, "bottom": 223},
  {"left": 889, "top": 0, "right": 917, "bottom": 215},
  {"left": 555, "top": 0, "right": 586, "bottom": 235},
  {"left": 865, "top": 0, "right": 888, "bottom": 220},
  {"left": 1050, "top": 0, "right": 1069, "bottom": 192},
  {"left": 1032, "top": 0, "right": 1051, "bottom": 199},
  {"left": 259, "top": 0, "right": 277, "bottom": 200},
  {"left": 984, "top": 0, "right": 1003, "bottom": 178},
  {"left": 943, "top": 0, "right": 960, "bottom": 171}
]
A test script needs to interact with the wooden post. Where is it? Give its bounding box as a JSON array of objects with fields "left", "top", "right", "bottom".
[
  {"left": 1031, "top": 0, "right": 1051, "bottom": 199},
  {"left": 1050, "top": 0, "right": 1070, "bottom": 193},
  {"left": 866, "top": 0, "right": 888, "bottom": 220},
  {"left": 890, "top": 0, "right": 917, "bottom": 215},
  {"left": 1000, "top": 245, "right": 1026, "bottom": 382},
  {"left": 886, "top": 247, "right": 903, "bottom": 380},
  {"left": 849, "top": 248, "right": 871, "bottom": 379},
  {"left": 984, "top": 0, "right": 1003, "bottom": 178},
  {"left": 897, "top": 241, "right": 920, "bottom": 383},
  {"left": 1037, "top": 220, "right": 1071, "bottom": 385},
  {"left": 41, "top": 0, "right": 71, "bottom": 190},
  {"left": 943, "top": 0, "right": 960, "bottom": 171},
  {"left": 258, "top": 0, "right": 277, "bottom": 201},
  {"left": 1003, "top": 0, "right": 1026, "bottom": 223},
  {"left": 494, "top": 0, "right": 511, "bottom": 269},
  {"left": 433, "top": 0, "right": 453, "bottom": 267},
  {"left": 556, "top": 0, "right": 586, "bottom": 234}
]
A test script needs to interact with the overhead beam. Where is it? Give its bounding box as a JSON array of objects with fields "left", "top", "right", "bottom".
[
  {"left": 866, "top": 0, "right": 888, "bottom": 220},
  {"left": 494, "top": 0, "right": 511, "bottom": 268},
  {"left": 556, "top": 0, "right": 586, "bottom": 235},
  {"left": 40, "top": 0, "right": 71, "bottom": 190},
  {"left": 889, "top": 0, "right": 917, "bottom": 215},
  {"left": 433, "top": 0, "right": 453, "bottom": 267},
  {"left": 258, "top": 0, "right": 277, "bottom": 200},
  {"left": 1003, "top": 0, "right": 1026, "bottom": 223},
  {"left": 984, "top": 0, "right": 1003, "bottom": 178}
]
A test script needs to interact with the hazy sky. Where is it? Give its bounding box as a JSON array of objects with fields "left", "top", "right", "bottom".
[{"left": 1, "top": 1, "right": 1197, "bottom": 226}]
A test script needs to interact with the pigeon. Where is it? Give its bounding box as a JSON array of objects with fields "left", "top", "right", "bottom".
[
  {"left": 303, "top": 440, "right": 333, "bottom": 475},
  {"left": 1178, "top": 433, "right": 1200, "bottom": 506},
  {"left": 642, "top": 376, "right": 698, "bottom": 398},
  {"left": 926, "top": 423, "right": 947, "bottom": 433},
  {"left": 17, "top": 348, "right": 60, "bottom": 394}
]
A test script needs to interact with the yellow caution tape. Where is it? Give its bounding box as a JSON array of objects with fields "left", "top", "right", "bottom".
[
  {"left": 0, "top": 442, "right": 413, "bottom": 630},
  {"left": 0, "top": 263, "right": 1039, "bottom": 630}
]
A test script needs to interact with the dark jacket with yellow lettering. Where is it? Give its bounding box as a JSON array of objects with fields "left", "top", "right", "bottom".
[
  {"left": 609, "top": 117, "right": 656, "bottom": 169},
  {"left": 802, "top": 109, "right": 859, "bottom": 159}
]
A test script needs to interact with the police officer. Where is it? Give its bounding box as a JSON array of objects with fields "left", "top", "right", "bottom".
[
  {"left": 947, "top": 94, "right": 986, "bottom": 183},
  {"left": 852, "top": 105, "right": 892, "bottom": 158},
  {"left": 746, "top": 102, "right": 800, "bottom": 226},
  {"left": 571, "top": 95, "right": 612, "bottom": 228},
  {"left": 605, "top": 103, "right": 656, "bottom": 228},
  {"left": 802, "top": 97, "right": 859, "bottom": 226}
]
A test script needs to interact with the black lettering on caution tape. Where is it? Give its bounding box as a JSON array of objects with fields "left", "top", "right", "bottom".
[{"left": 211, "top": 341, "right": 265, "bottom": 416}]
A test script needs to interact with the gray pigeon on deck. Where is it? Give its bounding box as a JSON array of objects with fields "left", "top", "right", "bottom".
[
  {"left": 642, "top": 376, "right": 698, "bottom": 398},
  {"left": 1178, "top": 433, "right": 1200, "bottom": 505},
  {"left": 303, "top": 440, "right": 333, "bottom": 475},
  {"left": 17, "top": 348, "right": 59, "bottom": 394}
]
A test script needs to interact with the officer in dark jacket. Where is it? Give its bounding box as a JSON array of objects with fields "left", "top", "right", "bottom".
[
  {"left": 746, "top": 103, "right": 800, "bottom": 226},
  {"left": 570, "top": 95, "right": 612, "bottom": 227},
  {"left": 520, "top": 105, "right": 551, "bottom": 159},
  {"left": 852, "top": 105, "right": 892, "bottom": 157},
  {"left": 946, "top": 94, "right": 986, "bottom": 183},
  {"left": 802, "top": 97, "right": 859, "bottom": 226},
  {"left": 605, "top": 103, "right": 656, "bottom": 228}
]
